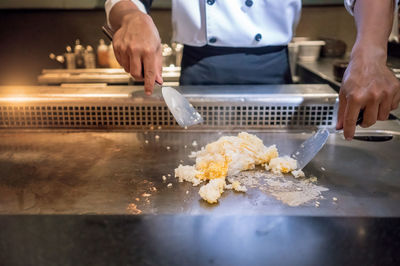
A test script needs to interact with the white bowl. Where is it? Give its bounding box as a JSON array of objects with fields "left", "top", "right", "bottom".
[{"left": 297, "top": 41, "right": 326, "bottom": 62}]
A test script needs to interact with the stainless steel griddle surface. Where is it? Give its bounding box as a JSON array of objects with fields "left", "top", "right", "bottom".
[{"left": 1, "top": 122, "right": 399, "bottom": 217}]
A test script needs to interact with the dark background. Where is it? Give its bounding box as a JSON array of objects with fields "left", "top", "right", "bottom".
[
  {"left": 0, "top": 9, "right": 108, "bottom": 85},
  {"left": 0, "top": 6, "right": 355, "bottom": 86},
  {"left": 0, "top": 8, "right": 173, "bottom": 85}
]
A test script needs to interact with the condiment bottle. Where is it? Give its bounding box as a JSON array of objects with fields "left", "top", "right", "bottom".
[
  {"left": 84, "top": 45, "right": 96, "bottom": 69},
  {"left": 64, "top": 46, "right": 76, "bottom": 69},
  {"left": 97, "top": 39, "right": 109, "bottom": 68},
  {"left": 74, "top": 39, "right": 85, "bottom": 68}
]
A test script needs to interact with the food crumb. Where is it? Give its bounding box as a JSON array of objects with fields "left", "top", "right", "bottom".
[
  {"left": 184, "top": 145, "right": 188, "bottom": 149},
  {"left": 127, "top": 203, "right": 142, "bottom": 214},
  {"left": 167, "top": 174, "right": 171, "bottom": 177},
  {"left": 150, "top": 126, "right": 154, "bottom": 130},
  {"left": 155, "top": 135, "right": 160, "bottom": 140},
  {"left": 184, "top": 126, "right": 188, "bottom": 130},
  {"left": 295, "top": 151, "right": 300, "bottom": 155},
  {"left": 150, "top": 187, "right": 157, "bottom": 192},
  {"left": 291, "top": 169, "right": 305, "bottom": 178},
  {"left": 186, "top": 190, "right": 189, "bottom": 194},
  {"left": 308, "top": 176, "right": 318, "bottom": 183},
  {"left": 162, "top": 175, "right": 167, "bottom": 181},
  {"left": 142, "top": 193, "right": 151, "bottom": 197},
  {"left": 135, "top": 198, "right": 140, "bottom": 202},
  {"left": 158, "top": 126, "right": 162, "bottom": 130},
  {"left": 166, "top": 146, "right": 171, "bottom": 150},
  {"left": 192, "top": 140, "right": 198, "bottom": 147},
  {"left": 333, "top": 197, "right": 338, "bottom": 201},
  {"left": 167, "top": 183, "right": 173, "bottom": 188},
  {"left": 145, "top": 140, "right": 149, "bottom": 144},
  {"left": 321, "top": 167, "right": 326, "bottom": 171},
  {"left": 188, "top": 151, "right": 197, "bottom": 158}
]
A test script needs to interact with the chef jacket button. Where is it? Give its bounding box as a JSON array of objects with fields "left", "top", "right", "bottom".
[
  {"left": 255, "top": 33, "right": 262, "bottom": 42},
  {"left": 207, "top": 0, "right": 215, "bottom": 5},
  {"left": 209, "top": 37, "right": 217, "bottom": 43},
  {"left": 245, "top": 0, "right": 253, "bottom": 7}
]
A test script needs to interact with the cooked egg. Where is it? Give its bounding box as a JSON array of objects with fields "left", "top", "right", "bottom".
[
  {"left": 198, "top": 178, "right": 226, "bottom": 204},
  {"left": 174, "top": 132, "right": 299, "bottom": 204},
  {"left": 174, "top": 164, "right": 202, "bottom": 186},
  {"left": 268, "top": 156, "right": 297, "bottom": 175}
]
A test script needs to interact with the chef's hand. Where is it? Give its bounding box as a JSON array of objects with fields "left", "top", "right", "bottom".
[
  {"left": 336, "top": 46, "right": 400, "bottom": 140},
  {"left": 110, "top": 3, "right": 163, "bottom": 95},
  {"left": 336, "top": 0, "right": 400, "bottom": 140}
]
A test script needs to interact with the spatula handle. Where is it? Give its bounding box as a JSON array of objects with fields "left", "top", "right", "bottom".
[{"left": 356, "top": 109, "right": 364, "bottom": 126}]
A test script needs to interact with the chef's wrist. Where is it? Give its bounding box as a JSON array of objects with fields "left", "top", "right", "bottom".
[
  {"left": 121, "top": 9, "right": 146, "bottom": 25},
  {"left": 350, "top": 41, "right": 387, "bottom": 64}
]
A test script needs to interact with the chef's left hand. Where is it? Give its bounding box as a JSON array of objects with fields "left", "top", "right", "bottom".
[{"left": 336, "top": 45, "right": 400, "bottom": 140}]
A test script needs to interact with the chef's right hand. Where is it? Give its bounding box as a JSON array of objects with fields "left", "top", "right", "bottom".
[{"left": 112, "top": 10, "right": 163, "bottom": 95}]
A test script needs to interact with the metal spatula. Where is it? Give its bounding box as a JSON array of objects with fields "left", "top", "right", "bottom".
[
  {"left": 161, "top": 86, "right": 203, "bottom": 127},
  {"left": 291, "top": 129, "right": 330, "bottom": 170},
  {"left": 292, "top": 110, "right": 364, "bottom": 170}
]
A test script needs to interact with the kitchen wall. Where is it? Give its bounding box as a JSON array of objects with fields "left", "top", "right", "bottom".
[
  {"left": 0, "top": 9, "right": 108, "bottom": 85},
  {"left": 296, "top": 6, "right": 356, "bottom": 51},
  {"left": 0, "top": 6, "right": 356, "bottom": 86}
]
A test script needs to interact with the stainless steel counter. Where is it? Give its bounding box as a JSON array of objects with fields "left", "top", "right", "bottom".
[
  {"left": 37, "top": 66, "right": 181, "bottom": 85},
  {"left": 1, "top": 84, "right": 399, "bottom": 265},
  {"left": 297, "top": 58, "right": 342, "bottom": 89},
  {"left": 0, "top": 121, "right": 399, "bottom": 216}
]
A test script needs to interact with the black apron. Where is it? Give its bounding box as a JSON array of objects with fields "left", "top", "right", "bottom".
[{"left": 179, "top": 45, "right": 292, "bottom": 85}]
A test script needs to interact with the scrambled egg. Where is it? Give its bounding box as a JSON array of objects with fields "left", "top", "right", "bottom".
[
  {"left": 267, "top": 156, "right": 298, "bottom": 175},
  {"left": 194, "top": 132, "right": 278, "bottom": 180},
  {"left": 174, "top": 132, "right": 300, "bottom": 204},
  {"left": 198, "top": 178, "right": 226, "bottom": 204},
  {"left": 174, "top": 165, "right": 202, "bottom": 186}
]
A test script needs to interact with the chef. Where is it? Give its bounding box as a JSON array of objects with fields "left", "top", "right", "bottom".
[{"left": 105, "top": 0, "right": 400, "bottom": 140}]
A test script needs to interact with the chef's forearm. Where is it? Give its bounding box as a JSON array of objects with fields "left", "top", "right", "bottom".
[{"left": 351, "top": 0, "right": 395, "bottom": 60}]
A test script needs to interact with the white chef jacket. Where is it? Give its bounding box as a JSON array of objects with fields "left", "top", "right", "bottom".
[
  {"left": 105, "top": 0, "right": 395, "bottom": 48},
  {"left": 106, "top": 0, "right": 301, "bottom": 47}
]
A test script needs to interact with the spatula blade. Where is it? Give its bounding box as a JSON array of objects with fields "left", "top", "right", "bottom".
[
  {"left": 162, "top": 86, "right": 203, "bottom": 127},
  {"left": 292, "top": 129, "right": 330, "bottom": 170}
]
